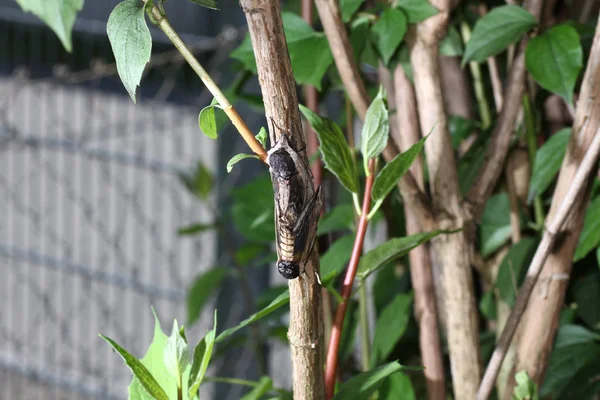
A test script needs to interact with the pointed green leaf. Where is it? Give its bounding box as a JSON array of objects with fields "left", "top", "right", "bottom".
[
  {"left": 107, "top": 0, "right": 152, "bottom": 103},
  {"left": 357, "top": 230, "right": 452, "bottom": 280},
  {"left": 439, "top": 26, "right": 463, "bottom": 56},
  {"left": 227, "top": 154, "right": 261, "bottom": 173},
  {"left": 231, "top": 174, "right": 275, "bottom": 242},
  {"left": 526, "top": 24, "right": 582, "bottom": 105},
  {"left": 187, "top": 267, "right": 227, "bottom": 326},
  {"left": 378, "top": 372, "right": 416, "bottom": 400},
  {"left": 371, "top": 294, "right": 413, "bottom": 366},
  {"left": 528, "top": 128, "right": 571, "bottom": 203},
  {"left": 318, "top": 204, "right": 355, "bottom": 235},
  {"left": 495, "top": 238, "right": 538, "bottom": 305},
  {"left": 188, "top": 311, "right": 217, "bottom": 399},
  {"left": 332, "top": 362, "right": 405, "bottom": 400},
  {"left": 163, "top": 320, "right": 190, "bottom": 385},
  {"left": 240, "top": 377, "right": 273, "bottom": 400},
  {"left": 179, "top": 161, "right": 214, "bottom": 200},
  {"left": 199, "top": 99, "right": 221, "bottom": 139},
  {"left": 177, "top": 223, "right": 215, "bottom": 236},
  {"left": 371, "top": 135, "right": 427, "bottom": 205},
  {"left": 300, "top": 105, "right": 359, "bottom": 193},
  {"left": 16, "top": 0, "right": 83, "bottom": 52},
  {"left": 480, "top": 192, "right": 513, "bottom": 258},
  {"left": 256, "top": 127, "right": 268, "bottom": 148},
  {"left": 99, "top": 334, "right": 170, "bottom": 400},
  {"left": 186, "top": 0, "right": 219, "bottom": 10},
  {"left": 513, "top": 371, "right": 539, "bottom": 400},
  {"left": 216, "top": 291, "right": 290, "bottom": 343},
  {"left": 371, "top": 9, "right": 407, "bottom": 65},
  {"left": 574, "top": 196, "right": 600, "bottom": 261},
  {"left": 320, "top": 235, "right": 355, "bottom": 283},
  {"left": 395, "top": 0, "right": 438, "bottom": 23},
  {"left": 462, "top": 5, "right": 537, "bottom": 65},
  {"left": 361, "top": 87, "right": 389, "bottom": 173},
  {"left": 341, "top": 0, "right": 365, "bottom": 22}
]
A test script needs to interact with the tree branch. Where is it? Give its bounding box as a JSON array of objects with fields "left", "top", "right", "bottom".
[
  {"left": 466, "top": 0, "right": 545, "bottom": 219},
  {"left": 238, "top": 1, "right": 325, "bottom": 398}
]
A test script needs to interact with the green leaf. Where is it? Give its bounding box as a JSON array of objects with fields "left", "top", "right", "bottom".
[
  {"left": 107, "top": 0, "right": 152, "bottom": 103},
  {"left": 462, "top": 5, "right": 537, "bottom": 65},
  {"left": 341, "top": 0, "right": 365, "bottom": 22},
  {"left": 555, "top": 355, "right": 600, "bottom": 400},
  {"left": 318, "top": 204, "right": 355, "bottom": 235},
  {"left": 186, "top": 0, "right": 219, "bottom": 10},
  {"left": 495, "top": 238, "right": 538, "bottom": 306},
  {"left": 216, "top": 291, "right": 290, "bottom": 343},
  {"left": 231, "top": 174, "right": 275, "bottom": 242},
  {"left": 574, "top": 271, "right": 600, "bottom": 330},
  {"left": 480, "top": 192, "right": 513, "bottom": 258},
  {"left": 528, "top": 128, "right": 571, "bottom": 203},
  {"left": 179, "top": 161, "right": 214, "bottom": 200},
  {"left": 439, "top": 26, "right": 463, "bottom": 56},
  {"left": 240, "top": 377, "right": 273, "bottom": 400},
  {"left": 300, "top": 105, "right": 359, "bottom": 193},
  {"left": 513, "top": 371, "right": 539, "bottom": 400},
  {"left": 448, "top": 115, "right": 475, "bottom": 148},
  {"left": 371, "top": 9, "right": 407, "bottom": 65},
  {"left": 554, "top": 325, "right": 600, "bottom": 348},
  {"left": 99, "top": 334, "right": 170, "bottom": 400},
  {"left": 332, "top": 362, "right": 404, "bottom": 400},
  {"left": 357, "top": 230, "right": 451, "bottom": 280},
  {"left": 378, "top": 372, "right": 415, "bottom": 400},
  {"left": 574, "top": 197, "right": 600, "bottom": 261},
  {"left": 16, "top": 0, "right": 83, "bottom": 52},
  {"left": 163, "top": 320, "right": 190, "bottom": 385},
  {"left": 320, "top": 235, "right": 355, "bottom": 283},
  {"left": 177, "top": 223, "right": 215, "bottom": 236},
  {"left": 458, "top": 135, "right": 489, "bottom": 194},
  {"left": 371, "top": 294, "right": 413, "bottom": 366},
  {"left": 350, "top": 15, "right": 371, "bottom": 62},
  {"left": 525, "top": 24, "right": 583, "bottom": 105},
  {"left": 256, "top": 127, "right": 268, "bottom": 148},
  {"left": 541, "top": 324, "right": 600, "bottom": 397},
  {"left": 198, "top": 99, "right": 221, "bottom": 139},
  {"left": 227, "top": 154, "right": 261, "bottom": 173},
  {"left": 188, "top": 311, "right": 217, "bottom": 399},
  {"left": 479, "top": 290, "right": 497, "bottom": 320},
  {"left": 371, "top": 135, "right": 427, "bottom": 207},
  {"left": 395, "top": 0, "right": 438, "bottom": 23},
  {"left": 187, "top": 268, "right": 228, "bottom": 326},
  {"left": 361, "top": 87, "right": 389, "bottom": 173},
  {"left": 230, "top": 35, "right": 257, "bottom": 72}
]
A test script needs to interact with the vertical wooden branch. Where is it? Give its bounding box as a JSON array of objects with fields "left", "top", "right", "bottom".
[
  {"left": 239, "top": 1, "right": 325, "bottom": 398},
  {"left": 408, "top": 4, "right": 481, "bottom": 397}
]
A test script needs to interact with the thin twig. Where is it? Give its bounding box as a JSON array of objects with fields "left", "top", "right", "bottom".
[
  {"left": 324, "top": 160, "right": 375, "bottom": 399},
  {"left": 149, "top": 6, "right": 267, "bottom": 161},
  {"left": 477, "top": 126, "right": 600, "bottom": 400}
]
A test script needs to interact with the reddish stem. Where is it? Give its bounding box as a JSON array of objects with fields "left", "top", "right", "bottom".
[{"left": 324, "top": 159, "right": 376, "bottom": 399}]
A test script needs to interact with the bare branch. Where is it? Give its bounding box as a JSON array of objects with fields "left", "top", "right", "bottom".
[{"left": 239, "top": 1, "right": 325, "bottom": 398}]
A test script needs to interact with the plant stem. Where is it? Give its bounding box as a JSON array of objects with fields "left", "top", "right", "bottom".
[
  {"left": 325, "top": 159, "right": 375, "bottom": 399},
  {"left": 523, "top": 94, "right": 545, "bottom": 228},
  {"left": 358, "top": 283, "right": 371, "bottom": 372},
  {"left": 148, "top": 6, "right": 267, "bottom": 161},
  {"left": 477, "top": 126, "right": 600, "bottom": 400},
  {"left": 460, "top": 20, "right": 492, "bottom": 130}
]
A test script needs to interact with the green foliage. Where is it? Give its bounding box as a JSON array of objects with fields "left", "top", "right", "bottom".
[
  {"left": 479, "top": 193, "right": 514, "bottom": 258},
  {"left": 99, "top": 333, "right": 170, "bottom": 400},
  {"left": 495, "top": 238, "right": 538, "bottom": 305},
  {"left": 371, "top": 294, "right": 413, "bottom": 366},
  {"left": 188, "top": 312, "right": 217, "bottom": 399},
  {"left": 528, "top": 128, "right": 571, "bottom": 203},
  {"left": 361, "top": 87, "right": 389, "bottom": 173},
  {"left": 371, "top": 135, "right": 427, "bottom": 214},
  {"left": 240, "top": 377, "right": 273, "bottom": 400},
  {"left": 198, "top": 99, "right": 221, "bottom": 139},
  {"left": 164, "top": 320, "right": 190, "bottom": 387},
  {"left": 177, "top": 223, "right": 215, "bottom": 236},
  {"left": 378, "top": 372, "right": 415, "bottom": 400},
  {"left": 440, "top": 26, "right": 464, "bottom": 56},
  {"left": 341, "top": 0, "right": 365, "bottom": 22},
  {"left": 231, "top": 174, "right": 275, "bottom": 242},
  {"left": 395, "top": 0, "right": 438, "bottom": 23},
  {"left": 463, "top": 5, "right": 537, "bottom": 65},
  {"left": 332, "top": 362, "right": 408, "bottom": 399},
  {"left": 318, "top": 204, "right": 355, "bottom": 235},
  {"left": 107, "top": 0, "right": 152, "bottom": 103},
  {"left": 371, "top": 9, "right": 407, "bottom": 65},
  {"left": 227, "top": 154, "right": 261, "bottom": 173},
  {"left": 573, "top": 271, "right": 600, "bottom": 330},
  {"left": 186, "top": 0, "right": 219, "bottom": 10},
  {"left": 513, "top": 371, "right": 539, "bottom": 400},
  {"left": 231, "top": 13, "right": 333, "bottom": 89},
  {"left": 356, "top": 230, "right": 452, "bottom": 280},
  {"left": 320, "top": 235, "right": 355, "bottom": 282},
  {"left": 187, "top": 268, "right": 228, "bottom": 326},
  {"left": 574, "top": 196, "right": 600, "bottom": 261},
  {"left": 179, "top": 162, "right": 214, "bottom": 201},
  {"left": 525, "top": 24, "right": 583, "bottom": 105},
  {"left": 448, "top": 115, "right": 475, "bottom": 148},
  {"left": 16, "top": 0, "right": 83, "bottom": 52},
  {"left": 300, "top": 105, "right": 359, "bottom": 194}
]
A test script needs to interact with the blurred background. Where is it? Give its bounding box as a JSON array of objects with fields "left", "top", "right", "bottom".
[{"left": 0, "top": 0, "right": 280, "bottom": 398}]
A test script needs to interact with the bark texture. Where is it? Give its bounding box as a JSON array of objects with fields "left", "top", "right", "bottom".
[
  {"left": 508, "top": 16, "right": 600, "bottom": 393},
  {"left": 239, "top": 1, "right": 325, "bottom": 398}
]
